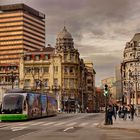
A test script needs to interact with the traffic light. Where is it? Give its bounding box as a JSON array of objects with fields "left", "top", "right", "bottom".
[{"left": 104, "top": 84, "right": 108, "bottom": 96}]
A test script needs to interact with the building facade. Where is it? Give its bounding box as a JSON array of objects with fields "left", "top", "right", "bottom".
[
  {"left": 19, "top": 27, "right": 96, "bottom": 112},
  {"left": 0, "top": 4, "right": 45, "bottom": 91},
  {"left": 85, "top": 62, "right": 96, "bottom": 112},
  {"left": 121, "top": 33, "right": 140, "bottom": 105},
  {"left": 115, "top": 65, "right": 122, "bottom": 102},
  {"left": 55, "top": 26, "right": 81, "bottom": 112},
  {"left": 0, "top": 3, "right": 45, "bottom": 64}
]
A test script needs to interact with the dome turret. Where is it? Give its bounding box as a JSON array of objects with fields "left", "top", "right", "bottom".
[
  {"left": 56, "top": 26, "right": 74, "bottom": 51},
  {"left": 57, "top": 26, "right": 72, "bottom": 39}
]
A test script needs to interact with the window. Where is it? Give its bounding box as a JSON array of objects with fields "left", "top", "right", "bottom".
[
  {"left": 24, "top": 79, "right": 30, "bottom": 87},
  {"left": 70, "top": 54, "right": 74, "bottom": 62},
  {"left": 35, "top": 55, "right": 40, "bottom": 61},
  {"left": 25, "top": 67, "right": 31, "bottom": 73},
  {"left": 70, "top": 67, "right": 74, "bottom": 73},
  {"left": 64, "top": 78, "right": 68, "bottom": 88},
  {"left": 45, "top": 54, "right": 50, "bottom": 60},
  {"left": 44, "top": 79, "right": 49, "bottom": 87},
  {"left": 64, "top": 66, "right": 69, "bottom": 73},
  {"left": 70, "top": 79, "right": 74, "bottom": 88},
  {"left": 34, "top": 67, "right": 39, "bottom": 73},
  {"left": 43, "top": 67, "right": 49, "bottom": 73},
  {"left": 87, "top": 79, "right": 91, "bottom": 84},
  {"left": 54, "top": 78, "right": 58, "bottom": 86},
  {"left": 26, "top": 55, "right": 31, "bottom": 60}
]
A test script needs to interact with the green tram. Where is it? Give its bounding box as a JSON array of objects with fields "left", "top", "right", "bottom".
[{"left": 0, "top": 89, "right": 57, "bottom": 121}]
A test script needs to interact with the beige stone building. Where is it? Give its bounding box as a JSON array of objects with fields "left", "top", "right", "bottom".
[
  {"left": 19, "top": 27, "right": 96, "bottom": 112},
  {"left": 115, "top": 65, "right": 122, "bottom": 102},
  {"left": 121, "top": 33, "right": 140, "bottom": 105},
  {"left": 85, "top": 62, "right": 96, "bottom": 112}
]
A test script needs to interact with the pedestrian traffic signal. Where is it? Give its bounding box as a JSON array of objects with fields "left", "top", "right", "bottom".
[{"left": 104, "top": 84, "right": 108, "bottom": 96}]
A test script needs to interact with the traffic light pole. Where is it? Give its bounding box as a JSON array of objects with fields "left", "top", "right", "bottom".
[
  {"left": 104, "top": 95, "right": 108, "bottom": 125},
  {"left": 104, "top": 84, "right": 108, "bottom": 125}
]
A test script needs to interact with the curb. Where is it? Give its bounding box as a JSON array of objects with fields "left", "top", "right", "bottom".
[{"left": 97, "top": 121, "right": 140, "bottom": 133}]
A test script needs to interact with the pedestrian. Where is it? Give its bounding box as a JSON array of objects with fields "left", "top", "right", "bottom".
[
  {"left": 130, "top": 105, "right": 135, "bottom": 121},
  {"left": 86, "top": 107, "right": 89, "bottom": 113},
  {"left": 122, "top": 106, "right": 127, "bottom": 120},
  {"left": 113, "top": 105, "right": 117, "bottom": 120},
  {"left": 107, "top": 105, "right": 114, "bottom": 125}
]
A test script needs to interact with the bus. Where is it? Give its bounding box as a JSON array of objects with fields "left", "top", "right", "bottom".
[{"left": 0, "top": 89, "right": 57, "bottom": 121}]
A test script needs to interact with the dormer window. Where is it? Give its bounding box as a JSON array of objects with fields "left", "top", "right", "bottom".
[
  {"left": 26, "top": 55, "right": 31, "bottom": 60},
  {"left": 35, "top": 55, "right": 40, "bottom": 61},
  {"left": 45, "top": 54, "right": 50, "bottom": 60}
]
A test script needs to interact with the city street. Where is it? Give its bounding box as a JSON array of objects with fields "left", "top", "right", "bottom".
[{"left": 0, "top": 113, "right": 140, "bottom": 140}]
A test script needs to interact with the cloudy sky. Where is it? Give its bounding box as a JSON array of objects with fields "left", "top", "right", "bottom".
[{"left": 1, "top": 0, "right": 140, "bottom": 86}]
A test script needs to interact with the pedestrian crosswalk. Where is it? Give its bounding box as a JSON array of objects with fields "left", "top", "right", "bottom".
[{"left": 0, "top": 121, "right": 99, "bottom": 131}]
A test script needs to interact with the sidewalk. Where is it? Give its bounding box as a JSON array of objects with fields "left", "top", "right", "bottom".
[{"left": 98, "top": 116, "right": 140, "bottom": 132}]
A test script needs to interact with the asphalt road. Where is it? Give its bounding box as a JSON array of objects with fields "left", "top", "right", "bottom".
[{"left": 0, "top": 113, "right": 140, "bottom": 140}]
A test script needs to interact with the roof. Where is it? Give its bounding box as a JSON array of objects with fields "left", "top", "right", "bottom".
[
  {"left": 57, "top": 26, "right": 72, "bottom": 39},
  {"left": 30, "top": 47, "right": 55, "bottom": 53},
  {"left": 0, "top": 3, "right": 45, "bottom": 19},
  {"left": 131, "top": 33, "right": 140, "bottom": 42}
]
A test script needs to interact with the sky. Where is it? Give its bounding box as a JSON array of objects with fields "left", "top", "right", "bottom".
[{"left": 1, "top": 0, "right": 140, "bottom": 86}]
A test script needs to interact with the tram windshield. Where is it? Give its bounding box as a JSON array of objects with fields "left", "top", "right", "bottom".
[{"left": 2, "top": 94, "right": 24, "bottom": 114}]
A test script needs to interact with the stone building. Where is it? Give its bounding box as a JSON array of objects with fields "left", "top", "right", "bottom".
[
  {"left": 19, "top": 27, "right": 96, "bottom": 112},
  {"left": 55, "top": 26, "right": 81, "bottom": 112},
  {"left": 19, "top": 46, "right": 62, "bottom": 110},
  {"left": 85, "top": 62, "right": 96, "bottom": 112},
  {"left": 121, "top": 33, "right": 140, "bottom": 105},
  {"left": 115, "top": 65, "right": 122, "bottom": 102}
]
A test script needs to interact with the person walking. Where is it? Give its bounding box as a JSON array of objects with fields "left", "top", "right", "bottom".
[
  {"left": 107, "top": 105, "right": 114, "bottom": 125},
  {"left": 122, "top": 106, "right": 127, "bottom": 120},
  {"left": 130, "top": 105, "right": 135, "bottom": 121}
]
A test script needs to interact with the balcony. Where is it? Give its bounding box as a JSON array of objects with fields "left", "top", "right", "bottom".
[
  {"left": 44, "top": 86, "right": 50, "bottom": 90},
  {"left": 52, "top": 85, "right": 60, "bottom": 90}
]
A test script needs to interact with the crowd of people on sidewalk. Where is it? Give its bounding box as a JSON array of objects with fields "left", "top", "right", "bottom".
[{"left": 106, "top": 104, "right": 136, "bottom": 125}]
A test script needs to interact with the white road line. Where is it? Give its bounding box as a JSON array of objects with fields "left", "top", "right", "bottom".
[
  {"left": 18, "top": 122, "right": 33, "bottom": 126},
  {"left": 78, "top": 122, "right": 89, "bottom": 127},
  {"left": 30, "top": 122, "right": 44, "bottom": 126},
  {"left": 42, "top": 122, "right": 56, "bottom": 126},
  {"left": 11, "top": 126, "right": 28, "bottom": 131},
  {"left": 91, "top": 123, "right": 99, "bottom": 127},
  {"left": 53, "top": 122, "right": 66, "bottom": 126},
  {"left": 64, "top": 127, "right": 74, "bottom": 132},
  {"left": 65, "top": 122, "right": 77, "bottom": 126}
]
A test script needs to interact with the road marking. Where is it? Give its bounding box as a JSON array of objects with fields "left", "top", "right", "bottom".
[
  {"left": 11, "top": 126, "right": 28, "bottom": 131},
  {"left": 42, "top": 122, "right": 56, "bottom": 126},
  {"left": 30, "top": 122, "right": 44, "bottom": 126},
  {"left": 90, "top": 122, "right": 99, "bottom": 127},
  {"left": 18, "top": 122, "right": 33, "bottom": 126},
  {"left": 66, "top": 122, "right": 77, "bottom": 126},
  {"left": 78, "top": 122, "right": 88, "bottom": 127},
  {"left": 64, "top": 127, "right": 74, "bottom": 132},
  {"left": 53, "top": 122, "right": 66, "bottom": 126}
]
